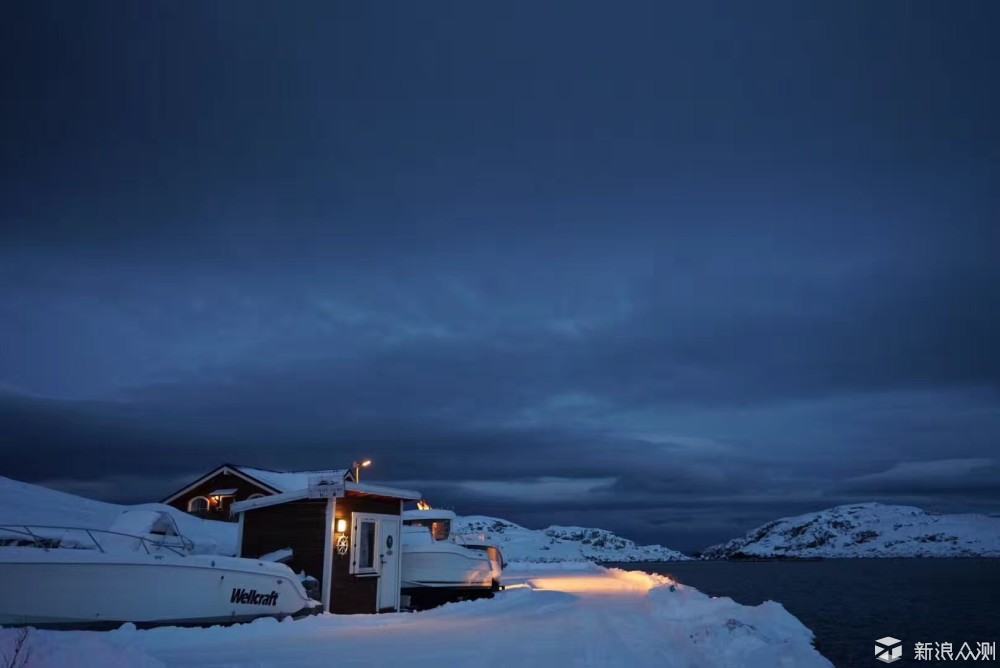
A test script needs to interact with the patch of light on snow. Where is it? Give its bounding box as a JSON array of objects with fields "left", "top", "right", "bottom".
[{"left": 528, "top": 574, "right": 660, "bottom": 595}]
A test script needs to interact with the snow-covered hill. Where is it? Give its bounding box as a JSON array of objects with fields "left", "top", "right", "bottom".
[
  {"left": 456, "top": 515, "right": 691, "bottom": 563},
  {"left": 702, "top": 503, "right": 1000, "bottom": 559},
  {"left": 0, "top": 475, "right": 237, "bottom": 555}
]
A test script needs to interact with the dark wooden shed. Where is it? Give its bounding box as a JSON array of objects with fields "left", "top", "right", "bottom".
[{"left": 231, "top": 476, "right": 420, "bottom": 614}]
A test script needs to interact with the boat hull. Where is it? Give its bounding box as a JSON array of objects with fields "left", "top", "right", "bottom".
[
  {"left": 0, "top": 548, "right": 316, "bottom": 628},
  {"left": 460, "top": 544, "right": 503, "bottom": 586}
]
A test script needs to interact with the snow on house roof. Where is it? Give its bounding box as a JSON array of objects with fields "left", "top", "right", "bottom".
[
  {"left": 208, "top": 488, "right": 238, "bottom": 496},
  {"left": 159, "top": 464, "right": 359, "bottom": 505},
  {"left": 233, "top": 466, "right": 352, "bottom": 494}
]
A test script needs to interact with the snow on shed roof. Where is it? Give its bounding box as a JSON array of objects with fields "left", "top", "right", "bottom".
[
  {"left": 231, "top": 481, "right": 422, "bottom": 514},
  {"left": 233, "top": 466, "right": 353, "bottom": 493}
]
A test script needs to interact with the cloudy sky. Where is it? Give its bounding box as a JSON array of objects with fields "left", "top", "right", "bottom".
[{"left": 1, "top": 2, "right": 998, "bottom": 552}]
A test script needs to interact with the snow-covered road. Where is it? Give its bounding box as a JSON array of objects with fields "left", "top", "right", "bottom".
[{"left": 4, "top": 566, "right": 832, "bottom": 668}]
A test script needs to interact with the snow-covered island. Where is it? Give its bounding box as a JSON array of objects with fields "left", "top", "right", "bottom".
[
  {"left": 457, "top": 515, "right": 691, "bottom": 563},
  {"left": 702, "top": 503, "right": 1000, "bottom": 559}
]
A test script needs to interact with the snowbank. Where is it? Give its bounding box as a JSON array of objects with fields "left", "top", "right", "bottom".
[
  {"left": 0, "top": 628, "right": 164, "bottom": 668},
  {"left": 1, "top": 565, "right": 831, "bottom": 668}
]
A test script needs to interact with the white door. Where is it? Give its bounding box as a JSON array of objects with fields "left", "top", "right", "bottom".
[{"left": 377, "top": 518, "right": 401, "bottom": 611}]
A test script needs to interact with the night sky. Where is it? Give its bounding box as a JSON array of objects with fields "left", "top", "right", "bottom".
[{"left": 2, "top": 2, "right": 998, "bottom": 552}]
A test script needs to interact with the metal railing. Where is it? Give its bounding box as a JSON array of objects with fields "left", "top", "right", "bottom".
[{"left": 0, "top": 524, "right": 192, "bottom": 557}]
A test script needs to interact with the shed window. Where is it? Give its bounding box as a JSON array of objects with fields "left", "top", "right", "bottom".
[
  {"left": 350, "top": 515, "right": 379, "bottom": 575},
  {"left": 188, "top": 496, "right": 209, "bottom": 513}
]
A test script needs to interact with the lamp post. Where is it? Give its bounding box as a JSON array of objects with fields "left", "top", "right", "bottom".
[{"left": 352, "top": 459, "right": 371, "bottom": 482}]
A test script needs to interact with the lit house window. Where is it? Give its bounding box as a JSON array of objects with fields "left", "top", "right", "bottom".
[
  {"left": 188, "top": 496, "right": 209, "bottom": 513},
  {"left": 350, "top": 514, "right": 379, "bottom": 575}
]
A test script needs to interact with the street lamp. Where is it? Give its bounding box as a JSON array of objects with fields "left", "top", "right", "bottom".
[{"left": 352, "top": 459, "right": 371, "bottom": 482}]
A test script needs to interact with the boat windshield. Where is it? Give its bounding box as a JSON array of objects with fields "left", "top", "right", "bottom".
[{"left": 404, "top": 518, "right": 451, "bottom": 541}]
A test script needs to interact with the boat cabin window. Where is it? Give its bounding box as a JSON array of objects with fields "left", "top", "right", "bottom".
[
  {"left": 404, "top": 518, "right": 451, "bottom": 541},
  {"left": 187, "top": 496, "right": 209, "bottom": 513}
]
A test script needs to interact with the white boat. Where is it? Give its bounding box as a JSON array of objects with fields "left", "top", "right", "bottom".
[
  {"left": 401, "top": 507, "right": 504, "bottom": 607},
  {"left": 0, "top": 511, "right": 318, "bottom": 628}
]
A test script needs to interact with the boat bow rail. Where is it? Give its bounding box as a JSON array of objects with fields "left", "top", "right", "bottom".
[{"left": 0, "top": 524, "right": 191, "bottom": 556}]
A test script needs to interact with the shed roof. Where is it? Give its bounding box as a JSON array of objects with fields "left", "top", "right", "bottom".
[
  {"left": 231, "top": 481, "right": 422, "bottom": 514},
  {"left": 232, "top": 466, "right": 353, "bottom": 494}
]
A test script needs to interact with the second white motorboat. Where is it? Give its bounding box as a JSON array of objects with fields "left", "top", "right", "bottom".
[{"left": 401, "top": 506, "right": 504, "bottom": 608}]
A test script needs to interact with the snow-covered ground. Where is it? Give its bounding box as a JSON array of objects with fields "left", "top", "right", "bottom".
[
  {"left": 702, "top": 502, "right": 1000, "bottom": 559},
  {"left": 0, "top": 475, "right": 237, "bottom": 556},
  {"left": 0, "top": 476, "right": 833, "bottom": 665},
  {"left": 458, "top": 515, "right": 690, "bottom": 563},
  {"left": 0, "top": 565, "right": 831, "bottom": 668}
]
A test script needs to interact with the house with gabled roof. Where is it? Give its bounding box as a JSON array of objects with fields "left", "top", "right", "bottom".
[
  {"left": 161, "top": 462, "right": 421, "bottom": 613},
  {"left": 161, "top": 463, "right": 355, "bottom": 521}
]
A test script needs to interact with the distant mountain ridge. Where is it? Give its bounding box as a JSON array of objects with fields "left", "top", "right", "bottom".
[
  {"left": 702, "top": 503, "right": 1000, "bottom": 559},
  {"left": 456, "top": 515, "right": 691, "bottom": 563}
]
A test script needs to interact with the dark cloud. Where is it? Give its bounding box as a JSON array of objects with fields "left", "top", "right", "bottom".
[
  {"left": 1, "top": 1, "right": 999, "bottom": 552},
  {"left": 838, "top": 459, "right": 1000, "bottom": 497}
]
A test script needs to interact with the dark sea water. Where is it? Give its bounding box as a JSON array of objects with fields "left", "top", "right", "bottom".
[{"left": 610, "top": 559, "right": 1000, "bottom": 667}]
